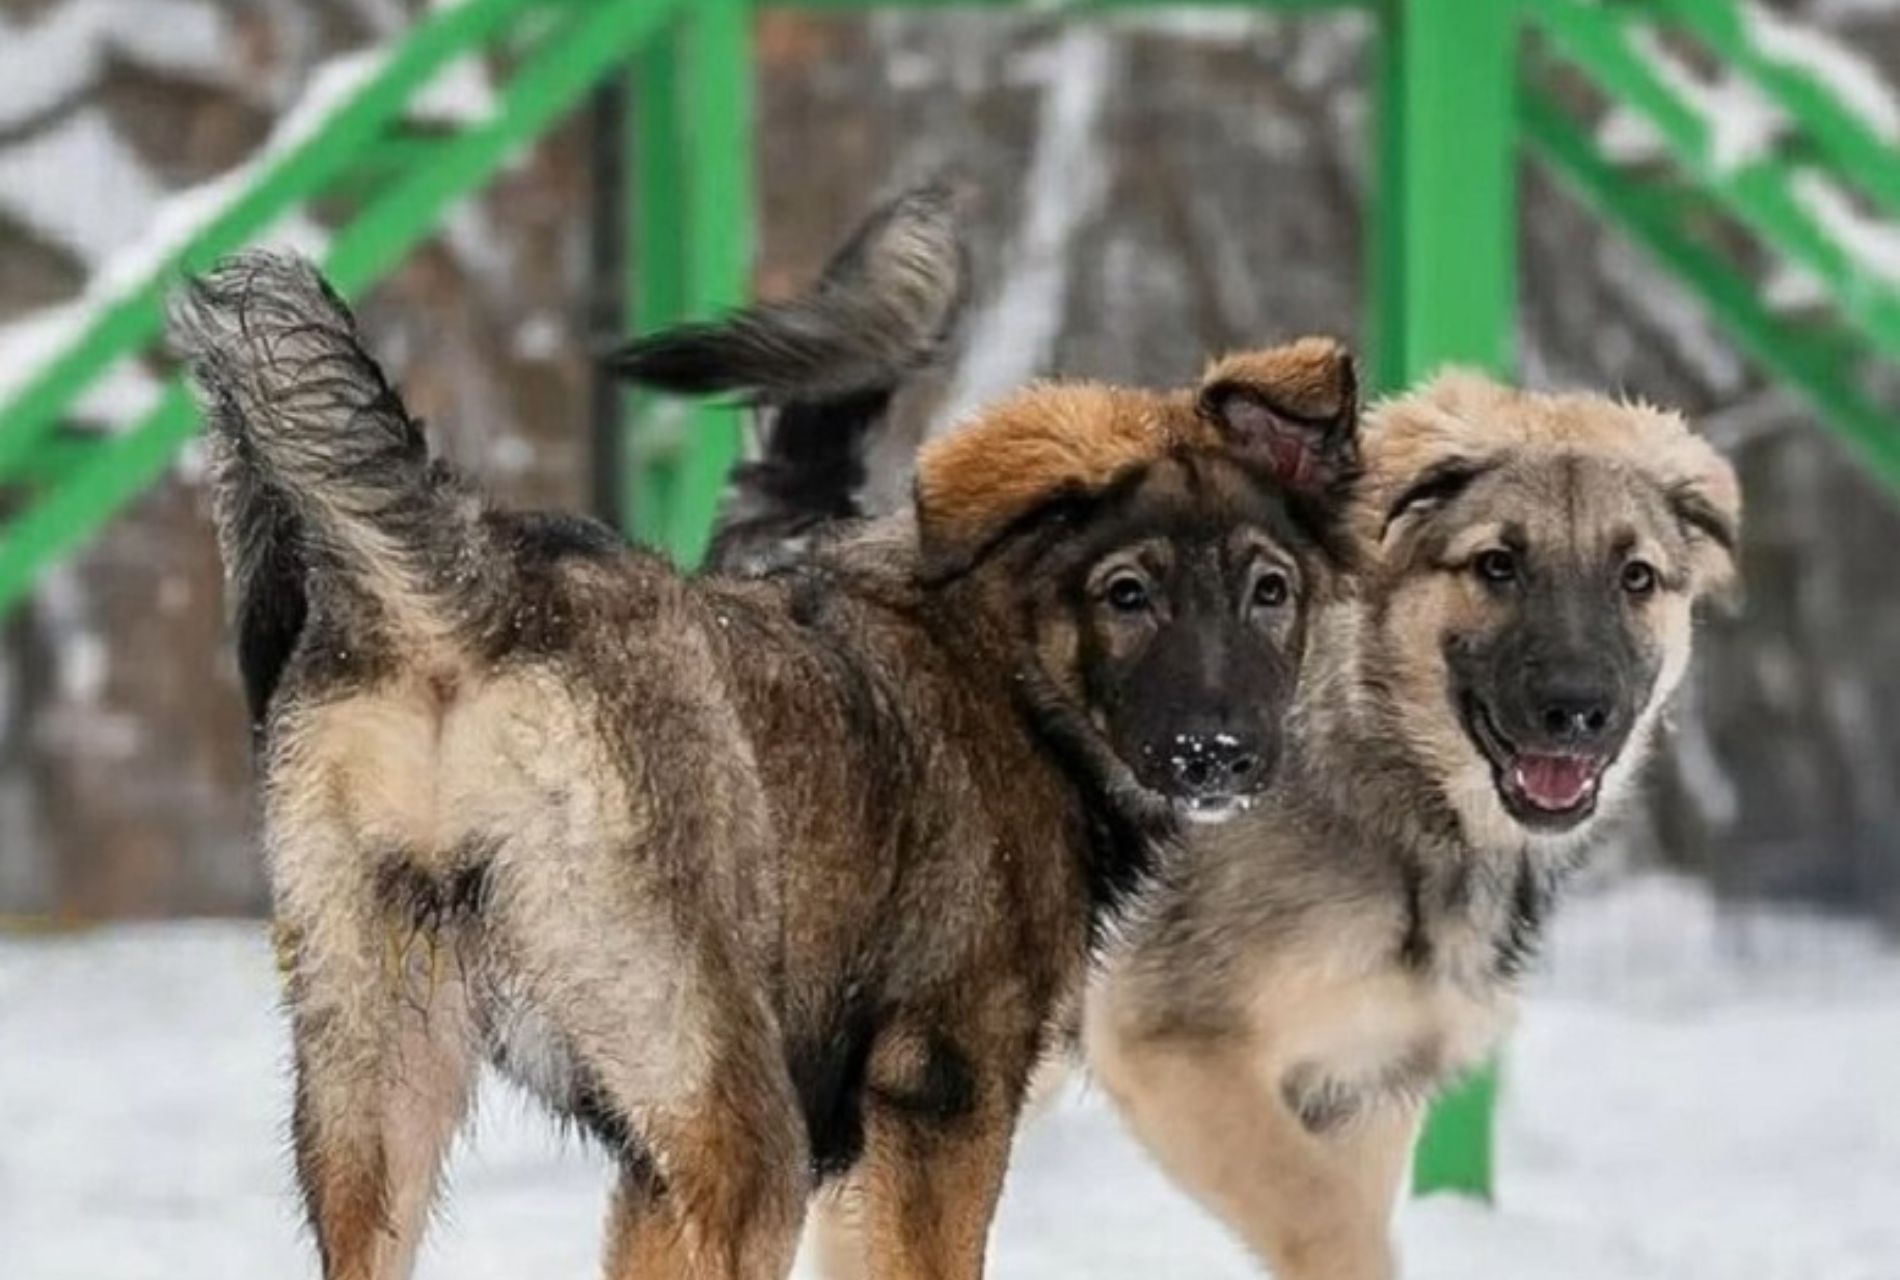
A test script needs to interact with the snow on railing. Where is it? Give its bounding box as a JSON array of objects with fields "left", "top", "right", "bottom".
[
  {"left": 0, "top": 0, "right": 539, "bottom": 457},
  {"left": 1538, "top": 0, "right": 1900, "bottom": 354}
]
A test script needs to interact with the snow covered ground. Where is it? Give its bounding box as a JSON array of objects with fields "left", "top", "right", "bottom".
[{"left": 2, "top": 875, "right": 1896, "bottom": 1280}]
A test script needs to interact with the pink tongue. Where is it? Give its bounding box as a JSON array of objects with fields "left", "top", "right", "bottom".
[{"left": 1511, "top": 754, "right": 1598, "bottom": 810}]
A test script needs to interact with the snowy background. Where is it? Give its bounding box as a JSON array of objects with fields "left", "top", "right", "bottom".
[{"left": 5, "top": 876, "right": 1896, "bottom": 1279}]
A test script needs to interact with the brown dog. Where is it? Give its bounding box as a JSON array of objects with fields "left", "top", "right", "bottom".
[
  {"left": 172, "top": 221, "right": 1359, "bottom": 1279},
  {"left": 704, "top": 288, "right": 1741, "bottom": 1278}
]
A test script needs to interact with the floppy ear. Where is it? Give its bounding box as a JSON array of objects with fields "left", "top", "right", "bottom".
[
  {"left": 1197, "top": 337, "right": 1359, "bottom": 496},
  {"left": 1666, "top": 434, "right": 1743, "bottom": 609}
]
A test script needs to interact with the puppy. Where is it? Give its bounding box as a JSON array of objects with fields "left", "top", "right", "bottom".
[{"left": 173, "top": 205, "right": 1359, "bottom": 1280}]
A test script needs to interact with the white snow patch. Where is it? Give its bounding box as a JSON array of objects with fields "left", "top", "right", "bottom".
[
  {"left": 1762, "top": 258, "right": 1832, "bottom": 311},
  {"left": 0, "top": 0, "right": 231, "bottom": 131},
  {"left": 1791, "top": 169, "right": 1900, "bottom": 289},
  {"left": 172, "top": 436, "right": 209, "bottom": 485},
  {"left": 1745, "top": 2, "right": 1900, "bottom": 142},
  {"left": 1105, "top": 10, "right": 1268, "bottom": 45},
  {"left": 439, "top": 201, "right": 515, "bottom": 295},
  {"left": 0, "top": 108, "right": 166, "bottom": 266},
  {"left": 1595, "top": 104, "right": 1668, "bottom": 166},
  {"left": 1, "top": 875, "right": 1896, "bottom": 1278},
  {"left": 487, "top": 435, "right": 534, "bottom": 477},
  {"left": 0, "top": 306, "right": 160, "bottom": 428},
  {"left": 511, "top": 313, "right": 565, "bottom": 362},
  {"left": 408, "top": 55, "right": 498, "bottom": 127},
  {"left": 0, "top": 45, "right": 377, "bottom": 429},
  {"left": 944, "top": 29, "right": 1113, "bottom": 424},
  {"left": 1628, "top": 29, "right": 1787, "bottom": 174}
]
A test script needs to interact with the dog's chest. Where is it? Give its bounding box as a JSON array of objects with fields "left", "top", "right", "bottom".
[{"left": 1253, "top": 936, "right": 1513, "bottom": 1133}]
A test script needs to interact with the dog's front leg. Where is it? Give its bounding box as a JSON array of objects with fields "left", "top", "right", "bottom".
[{"left": 1087, "top": 991, "right": 1416, "bottom": 1280}]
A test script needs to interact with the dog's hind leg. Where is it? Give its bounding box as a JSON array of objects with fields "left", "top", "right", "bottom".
[
  {"left": 598, "top": 1079, "right": 808, "bottom": 1280},
  {"left": 486, "top": 861, "right": 808, "bottom": 1279},
  {"left": 802, "top": 1188, "right": 870, "bottom": 1280},
  {"left": 852, "top": 1094, "right": 1013, "bottom": 1280},
  {"left": 842, "top": 1018, "right": 1028, "bottom": 1280},
  {"left": 282, "top": 885, "right": 479, "bottom": 1280},
  {"left": 582, "top": 1011, "right": 808, "bottom": 1280}
]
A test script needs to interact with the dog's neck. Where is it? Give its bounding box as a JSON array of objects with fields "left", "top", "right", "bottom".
[
  {"left": 935, "top": 569, "right": 1175, "bottom": 933},
  {"left": 1288, "top": 601, "right": 1600, "bottom": 986}
]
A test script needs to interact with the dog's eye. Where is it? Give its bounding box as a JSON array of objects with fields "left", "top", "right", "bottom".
[
  {"left": 1621, "top": 559, "right": 1658, "bottom": 597},
  {"left": 1251, "top": 571, "right": 1290, "bottom": 610},
  {"left": 1475, "top": 549, "right": 1517, "bottom": 584},
  {"left": 1104, "top": 573, "right": 1151, "bottom": 613}
]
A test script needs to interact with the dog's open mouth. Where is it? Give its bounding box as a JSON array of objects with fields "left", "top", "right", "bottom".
[
  {"left": 1174, "top": 794, "right": 1256, "bottom": 827},
  {"left": 1460, "top": 695, "right": 1608, "bottom": 830}
]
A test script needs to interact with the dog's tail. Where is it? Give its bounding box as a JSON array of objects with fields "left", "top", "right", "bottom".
[
  {"left": 613, "top": 181, "right": 969, "bottom": 571},
  {"left": 171, "top": 252, "right": 487, "bottom": 693}
]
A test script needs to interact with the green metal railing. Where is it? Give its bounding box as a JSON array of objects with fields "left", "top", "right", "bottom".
[
  {"left": 1522, "top": 0, "right": 1900, "bottom": 497},
  {"left": 0, "top": 0, "right": 751, "bottom": 611},
  {"left": 1, "top": 0, "right": 1897, "bottom": 1201}
]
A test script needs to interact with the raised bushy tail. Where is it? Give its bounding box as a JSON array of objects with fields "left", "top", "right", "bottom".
[
  {"left": 614, "top": 181, "right": 969, "bottom": 571},
  {"left": 170, "top": 252, "right": 488, "bottom": 718}
]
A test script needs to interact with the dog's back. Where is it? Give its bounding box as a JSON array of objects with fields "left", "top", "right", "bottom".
[{"left": 172, "top": 232, "right": 1090, "bottom": 1280}]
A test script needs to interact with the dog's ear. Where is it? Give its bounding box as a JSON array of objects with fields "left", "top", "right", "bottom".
[
  {"left": 1665, "top": 432, "right": 1743, "bottom": 610},
  {"left": 914, "top": 383, "right": 1198, "bottom": 580},
  {"left": 1197, "top": 338, "right": 1359, "bottom": 496}
]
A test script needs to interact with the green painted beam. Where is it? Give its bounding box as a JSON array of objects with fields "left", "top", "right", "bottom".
[
  {"left": 1372, "top": 0, "right": 1520, "bottom": 391},
  {"left": 626, "top": 26, "right": 691, "bottom": 546},
  {"left": 664, "top": 0, "right": 756, "bottom": 567},
  {"left": 1533, "top": 0, "right": 1900, "bottom": 360},
  {"left": 0, "top": 0, "right": 559, "bottom": 480},
  {"left": 1524, "top": 87, "right": 1900, "bottom": 499},
  {"left": 1374, "top": 0, "right": 1522, "bottom": 1199},
  {"left": 0, "top": 389, "right": 198, "bottom": 616},
  {"left": 620, "top": 0, "right": 756, "bottom": 567},
  {"left": 1647, "top": 0, "right": 1900, "bottom": 224},
  {"left": 0, "top": 0, "right": 690, "bottom": 617},
  {"left": 324, "top": 0, "right": 685, "bottom": 295}
]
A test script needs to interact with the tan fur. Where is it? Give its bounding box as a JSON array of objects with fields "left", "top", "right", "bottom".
[
  {"left": 1088, "top": 998, "right": 1418, "bottom": 1280},
  {"left": 1363, "top": 371, "right": 1741, "bottom": 596},
  {"left": 1201, "top": 338, "right": 1358, "bottom": 426},
  {"left": 914, "top": 337, "right": 1355, "bottom": 575},
  {"left": 914, "top": 383, "right": 1209, "bottom": 574},
  {"left": 1072, "top": 373, "right": 1741, "bottom": 1280}
]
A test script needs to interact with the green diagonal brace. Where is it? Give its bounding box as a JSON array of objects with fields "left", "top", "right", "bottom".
[
  {"left": 0, "top": 0, "right": 556, "bottom": 479},
  {"left": 1374, "top": 0, "right": 1522, "bottom": 1200},
  {"left": 1533, "top": 0, "right": 1900, "bottom": 360},
  {"left": 0, "top": 0, "right": 688, "bottom": 615},
  {"left": 1523, "top": 88, "right": 1900, "bottom": 498}
]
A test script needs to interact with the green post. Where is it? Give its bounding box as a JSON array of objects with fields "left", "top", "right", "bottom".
[
  {"left": 666, "top": 0, "right": 755, "bottom": 565},
  {"left": 1371, "top": 0, "right": 1522, "bottom": 1198},
  {"left": 627, "top": 21, "right": 687, "bottom": 548},
  {"left": 623, "top": 0, "right": 754, "bottom": 564}
]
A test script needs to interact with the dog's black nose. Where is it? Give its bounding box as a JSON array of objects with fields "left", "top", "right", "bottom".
[
  {"left": 1166, "top": 733, "right": 1266, "bottom": 797},
  {"left": 1531, "top": 677, "right": 1619, "bottom": 746}
]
